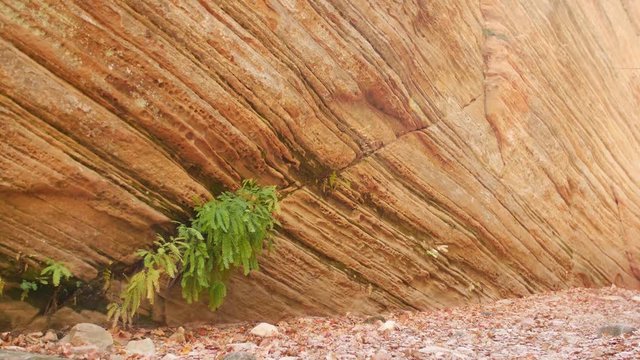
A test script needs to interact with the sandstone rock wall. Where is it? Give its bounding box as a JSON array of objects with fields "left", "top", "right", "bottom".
[{"left": 1, "top": 0, "right": 639, "bottom": 324}]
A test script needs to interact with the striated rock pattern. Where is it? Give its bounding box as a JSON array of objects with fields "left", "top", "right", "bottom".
[{"left": 1, "top": 0, "right": 639, "bottom": 324}]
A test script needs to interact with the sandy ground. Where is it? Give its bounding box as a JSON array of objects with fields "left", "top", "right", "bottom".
[{"left": 2, "top": 287, "right": 640, "bottom": 359}]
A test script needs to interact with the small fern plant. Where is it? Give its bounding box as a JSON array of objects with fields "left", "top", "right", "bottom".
[
  {"left": 19, "top": 259, "right": 74, "bottom": 312},
  {"left": 108, "top": 180, "right": 279, "bottom": 327},
  {"left": 321, "top": 171, "right": 351, "bottom": 193},
  {"left": 107, "top": 237, "right": 182, "bottom": 327},
  {"left": 20, "top": 280, "right": 37, "bottom": 301},
  {"left": 40, "top": 259, "right": 73, "bottom": 287}
]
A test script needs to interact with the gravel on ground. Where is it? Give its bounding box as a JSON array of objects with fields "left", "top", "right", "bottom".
[{"left": 1, "top": 286, "right": 639, "bottom": 359}]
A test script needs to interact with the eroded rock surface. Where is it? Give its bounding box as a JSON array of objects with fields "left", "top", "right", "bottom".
[{"left": 1, "top": 0, "right": 639, "bottom": 324}]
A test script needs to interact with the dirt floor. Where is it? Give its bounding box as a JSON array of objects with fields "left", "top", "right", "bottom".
[{"left": 1, "top": 287, "right": 640, "bottom": 359}]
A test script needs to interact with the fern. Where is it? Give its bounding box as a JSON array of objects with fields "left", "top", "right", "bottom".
[
  {"left": 108, "top": 180, "right": 279, "bottom": 327},
  {"left": 322, "top": 171, "right": 351, "bottom": 193},
  {"left": 108, "top": 237, "right": 182, "bottom": 326},
  {"left": 40, "top": 259, "right": 72, "bottom": 287},
  {"left": 102, "top": 266, "right": 113, "bottom": 292},
  {"left": 20, "top": 280, "right": 37, "bottom": 301},
  {"left": 185, "top": 179, "right": 278, "bottom": 306}
]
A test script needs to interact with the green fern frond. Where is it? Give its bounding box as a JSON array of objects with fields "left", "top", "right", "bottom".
[{"left": 40, "top": 259, "right": 72, "bottom": 287}]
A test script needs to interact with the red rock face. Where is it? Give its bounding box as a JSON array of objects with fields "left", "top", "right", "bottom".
[{"left": 1, "top": 1, "right": 639, "bottom": 324}]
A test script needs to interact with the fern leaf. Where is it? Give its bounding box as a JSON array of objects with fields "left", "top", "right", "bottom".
[
  {"left": 53, "top": 270, "right": 61, "bottom": 287},
  {"left": 208, "top": 281, "right": 226, "bottom": 310}
]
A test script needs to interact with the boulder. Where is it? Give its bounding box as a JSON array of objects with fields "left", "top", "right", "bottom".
[
  {"left": 0, "top": 301, "right": 39, "bottom": 331},
  {"left": 125, "top": 338, "right": 155, "bottom": 357},
  {"left": 27, "top": 307, "right": 108, "bottom": 331},
  {"left": 62, "top": 323, "right": 113, "bottom": 351},
  {"left": 250, "top": 323, "right": 278, "bottom": 337}
]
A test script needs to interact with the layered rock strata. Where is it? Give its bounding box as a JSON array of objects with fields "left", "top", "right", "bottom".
[{"left": 1, "top": 0, "right": 639, "bottom": 324}]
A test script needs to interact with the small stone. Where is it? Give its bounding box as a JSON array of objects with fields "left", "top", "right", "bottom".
[
  {"left": 230, "top": 342, "right": 258, "bottom": 352},
  {"left": 550, "top": 319, "right": 564, "bottom": 327},
  {"left": 419, "top": 345, "right": 469, "bottom": 359},
  {"left": 223, "top": 352, "right": 257, "bottom": 360},
  {"left": 363, "top": 315, "right": 386, "bottom": 324},
  {"left": 496, "top": 299, "right": 513, "bottom": 306},
  {"left": 43, "top": 330, "right": 58, "bottom": 342},
  {"left": 168, "top": 326, "right": 186, "bottom": 343},
  {"left": 161, "top": 355, "right": 180, "bottom": 360},
  {"left": 279, "top": 357, "right": 299, "bottom": 360},
  {"left": 520, "top": 318, "right": 535, "bottom": 327},
  {"left": 372, "top": 351, "right": 392, "bottom": 360},
  {"left": 599, "top": 295, "right": 624, "bottom": 301},
  {"left": 25, "top": 331, "right": 44, "bottom": 344},
  {"left": 0, "top": 349, "right": 65, "bottom": 359},
  {"left": 125, "top": 338, "right": 155, "bottom": 357},
  {"left": 597, "top": 324, "right": 637, "bottom": 337},
  {"left": 2, "top": 346, "right": 26, "bottom": 352},
  {"left": 64, "top": 323, "right": 113, "bottom": 351},
  {"left": 378, "top": 320, "right": 396, "bottom": 332},
  {"left": 71, "top": 345, "right": 100, "bottom": 355},
  {"left": 250, "top": 322, "right": 278, "bottom": 337},
  {"left": 632, "top": 296, "right": 640, "bottom": 303},
  {"left": 451, "top": 330, "right": 466, "bottom": 339}
]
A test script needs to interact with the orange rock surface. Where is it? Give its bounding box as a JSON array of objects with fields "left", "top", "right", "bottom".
[{"left": 1, "top": 1, "right": 639, "bottom": 324}]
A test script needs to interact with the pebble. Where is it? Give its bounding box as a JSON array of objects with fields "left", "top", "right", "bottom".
[
  {"left": 363, "top": 315, "right": 386, "bottom": 324},
  {"left": 223, "top": 352, "right": 256, "bottom": 360},
  {"left": 250, "top": 323, "right": 278, "bottom": 337},
  {"left": 597, "top": 324, "right": 637, "bottom": 337},
  {"left": 125, "top": 338, "right": 155, "bottom": 357},
  {"left": 42, "top": 330, "right": 58, "bottom": 342},
  {"left": 168, "top": 326, "right": 186, "bottom": 343},
  {"left": 2, "top": 288, "right": 640, "bottom": 359},
  {"left": 550, "top": 319, "right": 565, "bottom": 327},
  {"left": 63, "top": 323, "right": 113, "bottom": 351},
  {"left": 70, "top": 345, "right": 99, "bottom": 355},
  {"left": 372, "top": 351, "right": 392, "bottom": 360},
  {"left": 161, "top": 354, "right": 180, "bottom": 360},
  {"left": 230, "top": 342, "right": 258, "bottom": 352},
  {"left": 378, "top": 320, "right": 396, "bottom": 332},
  {"left": 419, "top": 345, "right": 469, "bottom": 359}
]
